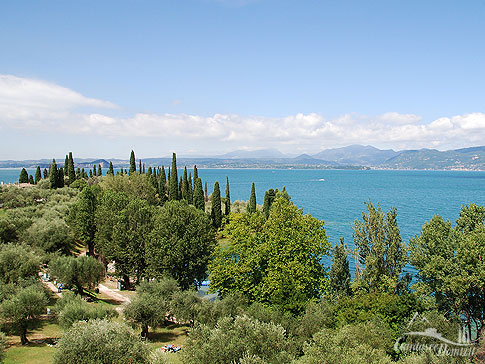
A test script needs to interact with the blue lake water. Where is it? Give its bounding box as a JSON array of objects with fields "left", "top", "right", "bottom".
[{"left": 2, "top": 168, "right": 485, "bottom": 275}]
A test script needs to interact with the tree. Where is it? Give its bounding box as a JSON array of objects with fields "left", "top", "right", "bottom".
[
  {"left": 0, "top": 218, "right": 18, "bottom": 244},
  {"left": 181, "top": 166, "right": 189, "bottom": 201},
  {"left": 182, "top": 315, "right": 295, "bottom": 364},
  {"left": 129, "top": 150, "right": 136, "bottom": 175},
  {"left": 28, "top": 175, "right": 34, "bottom": 184},
  {"left": 19, "top": 168, "right": 29, "bottom": 184},
  {"left": 327, "top": 239, "right": 351, "bottom": 298},
  {"left": 353, "top": 202, "right": 407, "bottom": 293},
  {"left": 49, "top": 159, "right": 58, "bottom": 189},
  {"left": 211, "top": 181, "right": 222, "bottom": 229},
  {"left": 0, "top": 244, "right": 40, "bottom": 285},
  {"left": 97, "top": 164, "right": 102, "bottom": 176},
  {"left": 43, "top": 168, "right": 48, "bottom": 179},
  {"left": 247, "top": 182, "right": 257, "bottom": 213},
  {"left": 49, "top": 255, "right": 105, "bottom": 296},
  {"left": 188, "top": 172, "right": 193, "bottom": 204},
  {"left": 193, "top": 165, "right": 198, "bottom": 180},
  {"left": 57, "top": 167, "right": 65, "bottom": 187},
  {"left": 99, "top": 173, "right": 157, "bottom": 205},
  {"left": 193, "top": 177, "right": 205, "bottom": 211},
  {"left": 146, "top": 201, "right": 216, "bottom": 289},
  {"left": 263, "top": 188, "right": 277, "bottom": 219},
  {"left": 410, "top": 204, "right": 485, "bottom": 340},
  {"left": 53, "top": 319, "right": 152, "bottom": 364},
  {"left": 34, "top": 166, "right": 42, "bottom": 184},
  {"left": 124, "top": 278, "right": 180, "bottom": 337},
  {"left": 159, "top": 166, "right": 167, "bottom": 203},
  {"left": 225, "top": 176, "right": 231, "bottom": 215},
  {"left": 55, "top": 292, "right": 117, "bottom": 329},
  {"left": 107, "top": 161, "right": 114, "bottom": 175},
  {"left": 68, "top": 185, "right": 99, "bottom": 256},
  {"left": 0, "top": 332, "right": 7, "bottom": 363},
  {"left": 23, "top": 217, "right": 75, "bottom": 255},
  {"left": 68, "top": 152, "right": 76, "bottom": 184},
  {"left": 0, "top": 285, "right": 48, "bottom": 344},
  {"left": 169, "top": 153, "right": 178, "bottom": 200},
  {"left": 210, "top": 197, "right": 330, "bottom": 312},
  {"left": 204, "top": 181, "right": 208, "bottom": 202},
  {"left": 95, "top": 192, "right": 153, "bottom": 287}
]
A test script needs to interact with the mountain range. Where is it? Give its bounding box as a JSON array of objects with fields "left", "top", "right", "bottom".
[{"left": 1, "top": 145, "right": 484, "bottom": 171}]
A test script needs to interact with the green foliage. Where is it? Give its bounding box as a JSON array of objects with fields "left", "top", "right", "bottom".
[
  {"left": 49, "top": 159, "right": 58, "bottom": 189},
  {"left": 129, "top": 150, "right": 136, "bottom": 175},
  {"left": 68, "top": 152, "right": 76, "bottom": 184},
  {"left": 18, "top": 168, "right": 29, "bottom": 184},
  {"left": 107, "top": 161, "right": 114, "bottom": 175},
  {"left": 247, "top": 182, "right": 256, "bottom": 213},
  {"left": 169, "top": 153, "right": 178, "bottom": 201},
  {"left": 49, "top": 255, "right": 104, "bottom": 296},
  {"left": 146, "top": 201, "right": 215, "bottom": 289},
  {"left": 0, "top": 243, "right": 40, "bottom": 285},
  {"left": 68, "top": 185, "right": 99, "bottom": 255},
  {"left": 210, "top": 197, "right": 330, "bottom": 312},
  {"left": 34, "top": 166, "right": 42, "bottom": 184},
  {"left": 0, "top": 284, "right": 48, "bottom": 345},
  {"left": 55, "top": 292, "right": 117, "bottom": 329},
  {"left": 193, "top": 177, "right": 205, "bottom": 211},
  {"left": 225, "top": 176, "right": 230, "bottom": 215},
  {"left": 182, "top": 315, "right": 295, "bottom": 364},
  {"left": 295, "top": 321, "right": 393, "bottom": 364},
  {"left": 211, "top": 181, "right": 222, "bottom": 228},
  {"left": 99, "top": 173, "right": 158, "bottom": 205},
  {"left": 353, "top": 202, "right": 407, "bottom": 293},
  {"left": 181, "top": 166, "right": 189, "bottom": 201},
  {"left": 23, "top": 217, "right": 74, "bottom": 254},
  {"left": 95, "top": 191, "right": 153, "bottom": 286},
  {"left": 410, "top": 204, "right": 485, "bottom": 338},
  {"left": 124, "top": 278, "right": 180, "bottom": 337},
  {"left": 0, "top": 217, "right": 18, "bottom": 244},
  {"left": 53, "top": 319, "right": 152, "bottom": 364},
  {"left": 327, "top": 239, "right": 351, "bottom": 298},
  {"left": 0, "top": 331, "right": 7, "bottom": 363}
]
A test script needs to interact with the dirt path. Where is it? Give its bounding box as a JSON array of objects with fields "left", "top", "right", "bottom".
[{"left": 98, "top": 283, "right": 131, "bottom": 313}]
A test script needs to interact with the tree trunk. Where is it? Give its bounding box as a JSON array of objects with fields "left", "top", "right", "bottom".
[
  {"left": 141, "top": 324, "right": 148, "bottom": 339},
  {"left": 87, "top": 240, "right": 95, "bottom": 256},
  {"left": 20, "top": 326, "right": 29, "bottom": 345},
  {"left": 123, "top": 274, "right": 130, "bottom": 290}
]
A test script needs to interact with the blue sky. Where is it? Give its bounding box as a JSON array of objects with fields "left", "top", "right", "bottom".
[{"left": 1, "top": 0, "right": 484, "bottom": 159}]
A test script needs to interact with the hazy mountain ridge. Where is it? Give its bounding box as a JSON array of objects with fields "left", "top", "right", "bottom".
[{"left": 1, "top": 145, "right": 484, "bottom": 170}]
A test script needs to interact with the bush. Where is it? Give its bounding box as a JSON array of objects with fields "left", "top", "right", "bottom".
[
  {"left": 181, "top": 315, "right": 295, "bottom": 364},
  {"left": 55, "top": 292, "right": 117, "bottom": 329},
  {"left": 53, "top": 319, "right": 152, "bottom": 364}
]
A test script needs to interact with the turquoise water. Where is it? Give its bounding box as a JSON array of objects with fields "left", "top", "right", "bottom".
[{"left": 2, "top": 168, "right": 484, "bottom": 275}]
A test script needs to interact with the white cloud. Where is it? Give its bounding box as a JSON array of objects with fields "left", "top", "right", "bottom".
[{"left": 1, "top": 74, "right": 484, "bottom": 154}]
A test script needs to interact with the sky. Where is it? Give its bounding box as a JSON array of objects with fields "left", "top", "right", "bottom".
[{"left": 1, "top": 0, "right": 484, "bottom": 159}]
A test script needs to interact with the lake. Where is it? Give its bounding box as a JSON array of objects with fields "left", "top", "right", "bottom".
[{"left": 2, "top": 168, "right": 484, "bottom": 275}]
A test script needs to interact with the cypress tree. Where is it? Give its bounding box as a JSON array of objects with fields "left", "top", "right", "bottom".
[
  {"left": 81, "top": 168, "right": 87, "bottom": 179},
  {"left": 181, "top": 167, "right": 189, "bottom": 201},
  {"left": 179, "top": 176, "right": 183, "bottom": 198},
  {"left": 159, "top": 166, "right": 167, "bottom": 203},
  {"left": 49, "top": 159, "right": 58, "bottom": 189},
  {"left": 57, "top": 167, "right": 64, "bottom": 187},
  {"left": 139, "top": 160, "right": 142, "bottom": 174},
  {"left": 248, "top": 182, "right": 256, "bottom": 213},
  {"left": 108, "top": 161, "right": 114, "bottom": 175},
  {"left": 263, "top": 191, "right": 270, "bottom": 219},
  {"left": 193, "top": 165, "right": 198, "bottom": 180},
  {"left": 169, "top": 153, "right": 179, "bottom": 200},
  {"left": 204, "top": 181, "right": 208, "bottom": 202},
  {"left": 76, "top": 167, "right": 81, "bottom": 180},
  {"left": 64, "top": 155, "right": 69, "bottom": 175},
  {"left": 225, "top": 176, "right": 231, "bottom": 215},
  {"left": 29, "top": 175, "right": 34, "bottom": 184},
  {"left": 89, "top": 170, "right": 93, "bottom": 178},
  {"left": 129, "top": 150, "right": 136, "bottom": 175},
  {"left": 97, "top": 164, "right": 102, "bottom": 176},
  {"left": 19, "top": 168, "right": 29, "bottom": 184},
  {"left": 188, "top": 173, "right": 193, "bottom": 204},
  {"left": 34, "top": 166, "right": 41, "bottom": 184},
  {"left": 147, "top": 166, "right": 152, "bottom": 177},
  {"left": 43, "top": 168, "right": 48, "bottom": 179},
  {"left": 68, "top": 152, "right": 75, "bottom": 185},
  {"left": 142, "top": 163, "right": 145, "bottom": 174},
  {"left": 211, "top": 182, "right": 222, "bottom": 229},
  {"left": 193, "top": 178, "right": 205, "bottom": 211}
]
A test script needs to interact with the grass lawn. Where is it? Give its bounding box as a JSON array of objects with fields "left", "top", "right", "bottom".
[{"left": 147, "top": 324, "right": 189, "bottom": 364}]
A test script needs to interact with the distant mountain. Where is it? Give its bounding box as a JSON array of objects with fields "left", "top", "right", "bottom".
[
  {"left": 216, "top": 149, "right": 286, "bottom": 159},
  {"left": 312, "top": 145, "right": 400, "bottom": 166},
  {"left": 380, "top": 146, "right": 485, "bottom": 170}
]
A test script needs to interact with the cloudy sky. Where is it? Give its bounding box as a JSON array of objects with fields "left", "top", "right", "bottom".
[{"left": 1, "top": 0, "right": 484, "bottom": 159}]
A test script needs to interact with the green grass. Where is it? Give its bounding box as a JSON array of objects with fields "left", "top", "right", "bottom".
[
  {"left": 4, "top": 344, "right": 56, "bottom": 364},
  {"left": 147, "top": 324, "right": 188, "bottom": 364}
]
